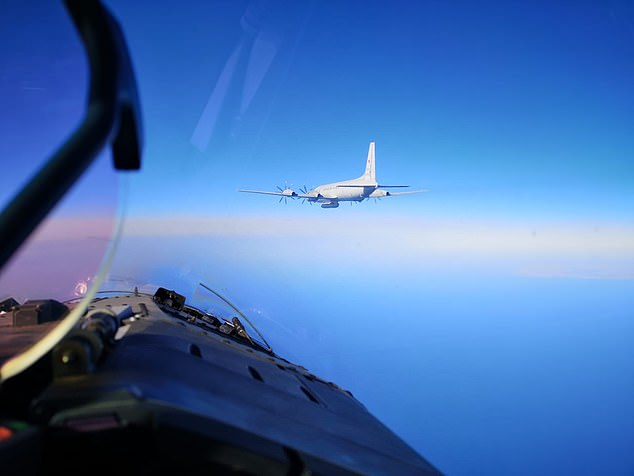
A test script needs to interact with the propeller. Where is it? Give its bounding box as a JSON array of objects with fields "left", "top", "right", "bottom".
[
  {"left": 299, "top": 185, "right": 315, "bottom": 205},
  {"left": 275, "top": 181, "right": 288, "bottom": 193},
  {"left": 276, "top": 181, "right": 296, "bottom": 204}
]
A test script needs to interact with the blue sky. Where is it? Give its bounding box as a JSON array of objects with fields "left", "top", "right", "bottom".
[
  {"left": 2, "top": 1, "right": 634, "bottom": 474},
  {"left": 102, "top": 0, "right": 634, "bottom": 222}
]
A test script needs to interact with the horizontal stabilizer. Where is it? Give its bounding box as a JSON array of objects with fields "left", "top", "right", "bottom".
[
  {"left": 387, "top": 189, "right": 430, "bottom": 196},
  {"left": 336, "top": 184, "right": 377, "bottom": 188}
]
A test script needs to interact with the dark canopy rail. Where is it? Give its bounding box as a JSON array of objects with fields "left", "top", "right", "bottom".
[{"left": 0, "top": 0, "right": 143, "bottom": 273}]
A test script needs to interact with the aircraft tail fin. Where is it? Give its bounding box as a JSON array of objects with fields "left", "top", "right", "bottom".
[{"left": 363, "top": 141, "right": 376, "bottom": 181}]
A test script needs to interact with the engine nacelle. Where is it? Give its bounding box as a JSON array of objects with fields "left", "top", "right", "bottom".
[
  {"left": 368, "top": 189, "right": 389, "bottom": 198},
  {"left": 320, "top": 201, "right": 339, "bottom": 208}
]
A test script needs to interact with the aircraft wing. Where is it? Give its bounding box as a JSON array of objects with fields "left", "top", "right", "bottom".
[
  {"left": 239, "top": 189, "right": 321, "bottom": 201},
  {"left": 238, "top": 189, "right": 292, "bottom": 197},
  {"left": 335, "top": 184, "right": 411, "bottom": 188},
  {"left": 336, "top": 184, "right": 409, "bottom": 188},
  {"left": 387, "top": 189, "right": 430, "bottom": 196}
]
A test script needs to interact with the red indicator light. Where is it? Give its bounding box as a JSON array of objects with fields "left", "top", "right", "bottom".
[{"left": 0, "top": 426, "right": 13, "bottom": 442}]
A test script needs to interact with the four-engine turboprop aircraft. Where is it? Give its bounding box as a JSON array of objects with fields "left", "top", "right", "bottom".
[{"left": 238, "top": 142, "right": 428, "bottom": 208}]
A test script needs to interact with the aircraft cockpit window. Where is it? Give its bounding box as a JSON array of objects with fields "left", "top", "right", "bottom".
[
  {"left": 0, "top": 0, "right": 142, "bottom": 384},
  {"left": 0, "top": 2, "right": 121, "bottom": 355},
  {"left": 1, "top": 1, "right": 633, "bottom": 474}
]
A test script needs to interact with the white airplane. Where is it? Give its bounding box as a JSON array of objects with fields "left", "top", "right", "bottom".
[{"left": 238, "top": 142, "right": 428, "bottom": 208}]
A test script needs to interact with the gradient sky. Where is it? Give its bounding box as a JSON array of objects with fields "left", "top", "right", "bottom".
[
  {"left": 2, "top": 1, "right": 634, "bottom": 475},
  {"left": 106, "top": 0, "right": 634, "bottom": 222}
]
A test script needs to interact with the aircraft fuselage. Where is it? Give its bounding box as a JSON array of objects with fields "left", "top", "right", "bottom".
[{"left": 306, "top": 180, "right": 378, "bottom": 208}]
